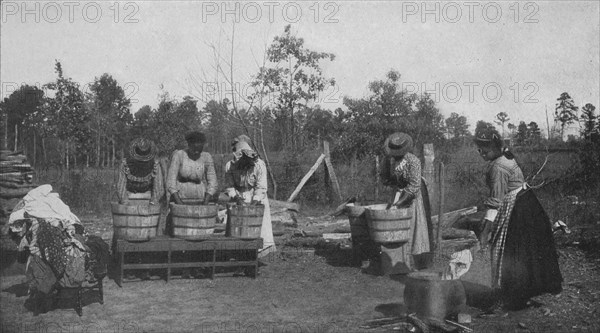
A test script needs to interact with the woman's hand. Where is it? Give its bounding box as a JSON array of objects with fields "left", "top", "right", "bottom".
[
  {"left": 202, "top": 193, "right": 212, "bottom": 205},
  {"left": 394, "top": 192, "right": 414, "bottom": 208},
  {"left": 172, "top": 192, "right": 184, "bottom": 205}
]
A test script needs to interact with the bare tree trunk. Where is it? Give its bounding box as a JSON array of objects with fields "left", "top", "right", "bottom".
[
  {"left": 112, "top": 135, "right": 115, "bottom": 167},
  {"left": 66, "top": 141, "right": 70, "bottom": 170},
  {"left": 374, "top": 155, "right": 380, "bottom": 202},
  {"left": 96, "top": 131, "right": 100, "bottom": 167},
  {"left": 2, "top": 113, "right": 7, "bottom": 150},
  {"left": 42, "top": 137, "right": 47, "bottom": 164},
  {"left": 33, "top": 131, "right": 37, "bottom": 167},
  {"left": 14, "top": 124, "right": 18, "bottom": 152},
  {"left": 104, "top": 137, "right": 108, "bottom": 168}
]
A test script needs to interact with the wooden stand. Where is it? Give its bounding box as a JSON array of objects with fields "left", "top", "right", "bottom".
[
  {"left": 114, "top": 236, "right": 263, "bottom": 287},
  {"left": 52, "top": 278, "right": 104, "bottom": 316}
]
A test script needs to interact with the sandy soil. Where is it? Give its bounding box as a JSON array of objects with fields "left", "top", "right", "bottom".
[{"left": 1, "top": 215, "right": 599, "bottom": 333}]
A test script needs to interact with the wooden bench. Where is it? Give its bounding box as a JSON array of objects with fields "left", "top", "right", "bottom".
[{"left": 115, "top": 236, "right": 262, "bottom": 286}]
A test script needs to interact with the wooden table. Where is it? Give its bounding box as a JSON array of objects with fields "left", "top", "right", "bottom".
[{"left": 115, "top": 236, "right": 262, "bottom": 286}]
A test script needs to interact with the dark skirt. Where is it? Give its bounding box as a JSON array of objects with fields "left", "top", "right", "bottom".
[{"left": 501, "top": 189, "right": 562, "bottom": 304}]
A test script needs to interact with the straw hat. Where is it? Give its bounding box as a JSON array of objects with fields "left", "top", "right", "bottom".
[
  {"left": 384, "top": 132, "right": 413, "bottom": 157},
  {"left": 474, "top": 128, "right": 502, "bottom": 147},
  {"left": 129, "top": 138, "right": 156, "bottom": 162}
]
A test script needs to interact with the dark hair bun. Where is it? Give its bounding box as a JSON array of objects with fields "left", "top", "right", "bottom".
[{"left": 185, "top": 131, "right": 206, "bottom": 144}]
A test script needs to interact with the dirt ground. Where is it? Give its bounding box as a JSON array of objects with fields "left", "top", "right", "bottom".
[{"left": 1, "top": 214, "right": 600, "bottom": 333}]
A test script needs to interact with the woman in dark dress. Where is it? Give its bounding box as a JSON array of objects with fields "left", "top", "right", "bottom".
[{"left": 474, "top": 128, "right": 562, "bottom": 310}]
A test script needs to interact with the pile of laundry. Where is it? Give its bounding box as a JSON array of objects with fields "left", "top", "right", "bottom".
[{"left": 8, "top": 185, "right": 109, "bottom": 295}]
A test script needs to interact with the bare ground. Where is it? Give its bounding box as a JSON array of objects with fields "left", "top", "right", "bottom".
[{"left": 1, "top": 214, "right": 599, "bottom": 333}]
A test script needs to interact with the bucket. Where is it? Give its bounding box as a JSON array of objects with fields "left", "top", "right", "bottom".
[
  {"left": 170, "top": 203, "right": 218, "bottom": 240},
  {"left": 226, "top": 204, "right": 264, "bottom": 239},
  {"left": 111, "top": 202, "right": 161, "bottom": 241},
  {"left": 365, "top": 204, "right": 412, "bottom": 243},
  {"left": 346, "top": 204, "right": 379, "bottom": 265},
  {"left": 403, "top": 271, "right": 466, "bottom": 321}
]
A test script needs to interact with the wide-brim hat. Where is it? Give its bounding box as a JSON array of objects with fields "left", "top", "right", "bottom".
[
  {"left": 129, "top": 138, "right": 156, "bottom": 162},
  {"left": 232, "top": 141, "right": 258, "bottom": 161},
  {"left": 384, "top": 132, "right": 413, "bottom": 157}
]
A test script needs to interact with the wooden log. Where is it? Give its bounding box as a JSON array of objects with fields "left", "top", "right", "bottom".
[
  {"left": 431, "top": 206, "right": 477, "bottom": 229},
  {"left": 442, "top": 228, "right": 476, "bottom": 240},
  {"left": 0, "top": 181, "right": 33, "bottom": 189},
  {"left": 0, "top": 186, "right": 34, "bottom": 199},
  {"left": 270, "top": 199, "right": 301, "bottom": 212},
  {"left": 287, "top": 154, "right": 325, "bottom": 202}
]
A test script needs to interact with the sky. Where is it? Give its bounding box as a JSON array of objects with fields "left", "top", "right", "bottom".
[{"left": 1, "top": 1, "right": 599, "bottom": 136}]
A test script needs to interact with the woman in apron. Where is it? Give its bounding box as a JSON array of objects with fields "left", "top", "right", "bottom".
[
  {"left": 166, "top": 131, "right": 218, "bottom": 278},
  {"left": 380, "top": 132, "right": 432, "bottom": 272},
  {"left": 474, "top": 128, "right": 561, "bottom": 310},
  {"left": 116, "top": 137, "right": 163, "bottom": 205},
  {"left": 166, "top": 131, "right": 218, "bottom": 206},
  {"left": 115, "top": 137, "right": 163, "bottom": 280},
  {"left": 224, "top": 140, "right": 275, "bottom": 258}
]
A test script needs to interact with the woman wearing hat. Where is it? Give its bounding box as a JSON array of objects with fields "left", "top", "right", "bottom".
[
  {"left": 116, "top": 137, "right": 164, "bottom": 205},
  {"left": 224, "top": 140, "right": 275, "bottom": 257},
  {"left": 166, "top": 131, "right": 218, "bottom": 206},
  {"left": 380, "top": 132, "right": 432, "bottom": 271},
  {"left": 116, "top": 137, "right": 163, "bottom": 280},
  {"left": 474, "top": 128, "right": 561, "bottom": 310}
]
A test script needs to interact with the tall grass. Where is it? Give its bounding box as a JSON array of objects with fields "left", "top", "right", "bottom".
[{"left": 32, "top": 144, "right": 593, "bottom": 225}]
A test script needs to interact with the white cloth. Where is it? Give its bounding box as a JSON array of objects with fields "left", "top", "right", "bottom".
[
  {"left": 8, "top": 184, "right": 81, "bottom": 227},
  {"left": 443, "top": 249, "right": 473, "bottom": 280},
  {"left": 484, "top": 209, "right": 498, "bottom": 222}
]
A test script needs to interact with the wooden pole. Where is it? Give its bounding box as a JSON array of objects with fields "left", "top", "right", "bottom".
[
  {"left": 323, "top": 141, "right": 342, "bottom": 202},
  {"left": 436, "top": 162, "right": 445, "bottom": 255},
  {"left": 423, "top": 143, "right": 435, "bottom": 250},
  {"left": 287, "top": 154, "right": 325, "bottom": 202},
  {"left": 374, "top": 155, "right": 380, "bottom": 202}
]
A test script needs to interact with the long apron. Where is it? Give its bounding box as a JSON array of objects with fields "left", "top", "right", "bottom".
[
  {"left": 237, "top": 190, "right": 276, "bottom": 257},
  {"left": 385, "top": 182, "right": 431, "bottom": 271}
]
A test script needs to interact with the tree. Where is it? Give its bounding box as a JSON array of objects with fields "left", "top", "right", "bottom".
[
  {"left": 88, "top": 73, "right": 133, "bottom": 166},
  {"left": 332, "top": 70, "right": 445, "bottom": 159},
  {"left": 580, "top": 103, "right": 597, "bottom": 140},
  {"left": 474, "top": 121, "right": 497, "bottom": 139},
  {"left": 507, "top": 123, "right": 516, "bottom": 140},
  {"left": 494, "top": 112, "right": 510, "bottom": 138},
  {"left": 445, "top": 112, "right": 470, "bottom": 138},
  {"left": 43, "top": 61, "right": 90, "bottom": 169},
  {"left": 515, "top": 121, "right": 528, "bottom": 145},
  {"left": 0, "top": 85, "right": 44, "bottom": 156},
  {"left": 254, "top": 24, "right": 335, "bottom": 149},
  {"left": 555, "top": 92, "right": 579, "bottom": 141},
  {"left": 528, "top": 121, "right": 541, "bottom": 145}
]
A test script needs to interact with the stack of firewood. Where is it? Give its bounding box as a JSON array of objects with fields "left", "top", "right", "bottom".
[{"left": 0, "top": 150, "right": 36, "bottom": 234}]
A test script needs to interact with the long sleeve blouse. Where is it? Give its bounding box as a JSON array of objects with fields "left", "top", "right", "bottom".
[
  {"left": 166, "top": 150, "right": 218, "bottom": 199},
  {"left": 484, "top": 155, "right": 525, "bottom": 210},
  {"left": 116, "top": 160, "right": 164, "bottom": 203},
  {"left": 380, "top": 152, "right": 422, "bottom": 197},
  {"left": 224, "top": 158, "right": 268, "bottom": 203}
]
